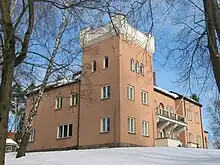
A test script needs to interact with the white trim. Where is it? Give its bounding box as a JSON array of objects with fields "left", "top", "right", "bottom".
[
  {"left": 157, "top": 115, "right": 187, "bottom": 126},
  {"left": 142, "top": 121, "right": 149, "bottom": 136},
  {"left": 141, "top": 90, "right": 148, "bottom": 105},
  {"left": 128, "top": 117, "right": 136, "bottom": 133},
  {"left": 127, "top": 85, "right": 135, "bottom": 100}
]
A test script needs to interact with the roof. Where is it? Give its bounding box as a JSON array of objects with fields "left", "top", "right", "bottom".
[
  {"left": 154, "top": 86, "right": 202, "bottom": 107},
  {"left": 6, "top": 138, "right": 17, "bottom": 146},
  {"left": 27, "top": 71, "right": 81, "bottom": 95}
]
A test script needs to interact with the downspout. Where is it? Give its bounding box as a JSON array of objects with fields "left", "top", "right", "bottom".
[
  {"left": 183, "top": 98, "right": 187, "bottom": 146},
  {"left": 76, "top": 80, "right": 81, "bottom": 150}
]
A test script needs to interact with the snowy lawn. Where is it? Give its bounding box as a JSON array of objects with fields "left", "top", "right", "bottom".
[{"left": 6, "top": 147, "right": 220, "bottom": 165}]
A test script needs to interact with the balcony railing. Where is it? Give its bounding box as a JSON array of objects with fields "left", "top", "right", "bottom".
[{"left": 156, "top": 108, "right": 185, "bottom": 123}]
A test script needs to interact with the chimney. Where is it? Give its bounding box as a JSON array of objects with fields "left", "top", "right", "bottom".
[{"left": 153, "top": 71, "right": 156, "bottom": 86}]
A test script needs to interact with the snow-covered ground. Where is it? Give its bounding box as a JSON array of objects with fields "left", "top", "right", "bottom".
[{"left": 6, "top": 147, "right": 220, "bottom": 165}]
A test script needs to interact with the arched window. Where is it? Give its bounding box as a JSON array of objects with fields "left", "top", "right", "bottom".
[
  {"left": 135, "top": 61, "right": 140, "bottom": 73},
  {"left": 140, "top": 63, "right": 144, "bottom": 75},
  {"left": 159, "top": 103, "right": 164, "bottom": 110},
  {"left": 103, "top": 56, "right": 108, "bottom": 69},
  {"left": 92, "top": 60, "right": 96, "bottom": 72},
  {"left": 130, "top": 58, "right": 135, "bottom": 71}
]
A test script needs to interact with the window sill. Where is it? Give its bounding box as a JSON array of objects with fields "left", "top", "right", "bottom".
[
  {"left": 56, "top": 136, "right": 72, "bottom": 140},
  {"left": 100, "top": 131, "right": 110, "bottom": 134},
  {"left": 128, "top": 132, "right": 136, "bottom": 135},
  {"left": 28, "top": 141, "right": 35, "bottom": 143},
  {"left": 128, "top": 98, "right": 135, "bottom": 101},
  {"left": 69, "top": 104, "right": 78, "bottom": 107},
  {"left": 100, "top": 97, "right": 110, "bottom": 100},
  {"left": 142, "top": 103, "right": 148, "bottom": 106},
  {"left": 143, "top": 135, "right": 149, "bottom": 137},
  {"left": 103, "top": 67, "right": 108, "bottom": 70},
  {"left": 55, "top": 108, "right": 62, "bottom": 111}
]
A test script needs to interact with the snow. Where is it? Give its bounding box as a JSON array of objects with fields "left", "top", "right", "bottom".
[
  {"left": 154, "top": 86, "right": 179, "bottom": 98},
  {"left": 6, "top": 139, "right": 17, "bottom": 146},
  {"left": 5, "top": 147, "right": 220, "bottom": 165}
]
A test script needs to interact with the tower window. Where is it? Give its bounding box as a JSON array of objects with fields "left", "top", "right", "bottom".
[
  {"left": 92, "top": 60, "right": 96, "bottom": 72},
  {"left": 130, "top": 58, "right": 135, "bottom": 71},
  {"left": 140, "top": 63, "right": 144, "bottom": 75},
  {"left": 103, "top": 56, "right": 108, "bottom": 69}
]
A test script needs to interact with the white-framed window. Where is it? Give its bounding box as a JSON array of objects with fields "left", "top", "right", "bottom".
[
  {"left": 29, "top": 129, "right": 36, "bottom": 142},
  {"left": 195, "top": 112, "right": 199, "bottom": 123},
  {"left": 141, "top": 90, "right": 148, "bottom": 105},
  {"left": 92, "top": 60, "right": 96, "bottom": 72},
  {"left": 57, "top": 124, "right": 73, "bottom": 139},
  {"left": 55, "top": 97, "right": 63, "bottom": 109},
  {"left": 6, "top": 146, "right": 12, "bottom": 152},
  {"left": 140, "top": 63, "right": 144, "bottom": 75},
  {"left": 103, "top": 56, "right": 108, "bottom": 69},
  {"left": 101, "top": 85, "right": 110, "bottom": 99},
  {"left": 189, "top": 133, "right": 193, "bottom": 143},
  {"left": 135, "top": 61, "right": 140, "bottom": 73},
  {"left": 197, "top": 135, "right": 201, "bottom": 146},
  {"left": 128, "top": 117, "right": 136, "bottom": 133},
  {"left": 70, "top": 93, "right": 79, "bottom": 106},
  {"left": 187, "top": 110, "right": 192, "bottom": 121},
  {"left": 142, "top": 121, "right": 149, "bottom": 136},
  {"left": 100, "top": 117, "right": 110, "bottom": 133},
  {"left": 127, "top": 85, "right": 135, "bottom": 100},
  {"left": 130, "top": 58, "right": 135, "bottom": 71}
]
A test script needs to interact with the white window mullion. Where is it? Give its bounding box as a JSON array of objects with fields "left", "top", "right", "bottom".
[{"left": 70, "top": 95, "right": 73, "bottom": 106}]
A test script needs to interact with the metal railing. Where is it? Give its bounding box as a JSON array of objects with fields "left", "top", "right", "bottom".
[{"left": 156, "top": 108, "right": 185, "bottom": 123}]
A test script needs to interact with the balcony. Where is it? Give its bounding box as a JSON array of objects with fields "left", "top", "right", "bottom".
[
  {"left": 156, "top": 108, "right": 186, "bottom": 123},
  {"left": 155, "top": 108, "right": 187, "bottom": 143}
]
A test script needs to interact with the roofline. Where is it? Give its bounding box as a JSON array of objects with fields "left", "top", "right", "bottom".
[
  {"left": 170, "top": 91, "right": 202, "bottom": 107},
  {"left": 27, "top": 71, "right": 81, "bottom": 97},
  {"left": 153, "top": 87, "right": 176, "bottom": 99}
]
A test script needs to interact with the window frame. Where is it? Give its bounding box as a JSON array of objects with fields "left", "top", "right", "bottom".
[
  {"left": 100, "top": 117, "right": 110, "bottom": 133},
  {"left": 128, "top": 117, "right": 136, "bottom": 134},
  {"left": 187, "top": 109, "right": 192, "bottom": 121},
  {"left": 127, "top": 85, "right": 135, "bottom": 100},
  {"left": 130, "top": 58, "right": 135, "bottom": 72},
  {"left": 142, "top": 121, "right": 149, "bottom": 136},
  {"left": 141, "top": 90, "right": 148, "bottom": 105},
  {"left": 70, "top": 93, "right": 79, "bottom": 106},
  {"left": 29, "top": 129, "right": 36, "bottom": 142},
  {"left": 195, "top": 112, "right": 199, "bottom": 123},
  {"left": 140, "top": 63, "right": 144, "bottom": 75},
  {"left": 189, "top": 133, "right": 194, "bottom": 143},
  {"left": 55, "top": 96, "right": 63, "bottom": 110},
  {"left": 92, "top": 60, "right": 97, "bottom": 72},
  {"left": 57, "top": 124, "right": 73, "bottom": 139},
  {"left": 103, "top": 56, "right": 109, "bottom": 69},
  {"left": 135, "top": 61, "right": 140, "bottom": 74},
  {"left": 101, "top": 85, "right": 111, "bottom": 99}
]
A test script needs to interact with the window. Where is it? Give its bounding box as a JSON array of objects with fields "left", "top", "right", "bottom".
[
  {"left": 197, "top": 135, "right": 201, "bottom": 146},
  {"left": 6, "top": 146, "right": 12, "bottom": 152},
  {"left": 57, "top": 124, "right": 73, "bottom": 138},
  {"left": 170, "top": 106, "right": 174, "bottom": 113},
  {"left": 189, "top": 133, "right": 193, "bottom": 143},
  {"left": 140, "top": 63, "right": 144, "bottom": 75},
  {"left": 101, "top": 85, "right": 110, "bottom": 99},
  {"left": 55, "top": 97, "right": 63, "bottom": 109},
  {"left": 100, "top": 117, "right": 110, "bottom": 133},
  {"left": 92, "top": 60, "right": 96, "bottom": 72},
  {"left": 127, "top": 85, "right": 135, "bottom": 100},
  {"left": 103, "top": 56, "right": 108, "bottom": 69},
  {"left": 70, "top": 93, "right": 79, "bottom": 106},
  {"left": 135, "top": 61, "right": 140, "bottom": 73},
  {"left": 29, "top": 129, "right": 36, "bottom": 142},
  {"left": 130, "top": 58, "right": 135, "bottom": 71},
  {"left": 187, "top": 110, "right": 192, "bottom": 121},
  {"left": 141, "top": 90, "right": 148, "bottom": 105},
  {"left": 128, "top": 117, "right": 136, "bottom": 133},
  {"left": 142, "top": 121, "right": 149, "bottom": 136},
  {"left": 195, "top": 112, "right": 199, "bottom": 123}
]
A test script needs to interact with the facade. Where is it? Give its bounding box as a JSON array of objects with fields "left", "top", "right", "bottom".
[{"left": 27, "top": 15, "right": 207, "bottom": 151}]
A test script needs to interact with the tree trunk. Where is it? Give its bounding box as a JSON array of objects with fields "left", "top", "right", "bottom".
[
  {"left": 16, "top": 133, "right": 30, "bottom": 158},
  {"left": 203, "top": 0, "right": 220, "bottom": 92}
]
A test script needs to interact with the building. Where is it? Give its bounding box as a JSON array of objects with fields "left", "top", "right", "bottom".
[
  {"left": 26, "top": 15, "right": 207, "bottom": 151},
  {"left": 6, "top": 139, "right": 18, "bottom": 152}
]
